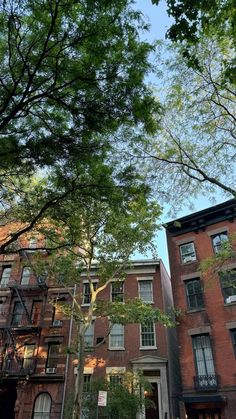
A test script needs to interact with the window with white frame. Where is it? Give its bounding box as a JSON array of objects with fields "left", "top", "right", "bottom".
[
  {"left": 32, "top": 392, "right": 51, "bottom": 419},
  {"left": 82, "top": 282, "right": 97, "bottom": 305},
  {"left": 21, "top": 267, "right": 31, "bottom": 285},
  {"left": 106, "top": 367, "right": 126, "bottom": 386},
  {"left": 29, "top": 237, "right": 37, "bottom": 250},
  {"left": 138, "top": 280, "right": 153, "bottom": 303},
  {"left": 140, "top": 322, "right": 156, "bottom": 348},
  {"left": 84, "top": 323, "right": 94, "bottom": 349},
  {"left": 179, "top": 242, "right": 196, "bottom": 264},
  {"left": 211, "top": 231, "right": 228, "bottom": 253},
  {"left": 0, "top": 265, "right": 11, "bottom": 287},
  {"left": 109, "top": 324, "right": 124, "bottom": 349},
  {"left": 111, "top": 282, "right": 124, "bottom": 302}
]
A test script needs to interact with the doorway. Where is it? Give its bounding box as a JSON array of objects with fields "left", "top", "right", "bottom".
[
  {"left": 0, "top": 381, "right": 17, "bottom": 419},
  {"left": 145, "top": 382, "right": 159, "bottom": 419}
]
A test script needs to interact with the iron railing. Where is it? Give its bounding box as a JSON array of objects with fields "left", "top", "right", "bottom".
[
  {"left": 194, "top": 374, "right": 218, "bottom": 391},
  {"left": 0, "top": 357, "right": 36, "bottom": 377}
]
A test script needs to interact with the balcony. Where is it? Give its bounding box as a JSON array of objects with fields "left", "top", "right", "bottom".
[
  {"left": 194, "top": 374, "right": 218, "bottom": 392},
  {"left": 0, "top": 357, "right": 36, "bottom": 378}
]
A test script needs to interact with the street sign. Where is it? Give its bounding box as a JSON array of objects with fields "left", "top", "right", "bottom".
[{"left": 97, "top": 390, "right": 107, "bottom": 407}]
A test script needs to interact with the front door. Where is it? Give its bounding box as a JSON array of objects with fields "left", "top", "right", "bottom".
[{"left": 145, "top": 382, "right": 159, "bottom": 419}]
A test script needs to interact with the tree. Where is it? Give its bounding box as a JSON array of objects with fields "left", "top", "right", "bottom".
[
  {"left": 152, "top": 0, "right": 236, "bottom": 85},
  {"left": 140, "top": 39, "right": 236, "bottom": 210},
  {"left": 0, "top": 0, "right": 161, "bottom": 251},
  {"left": 24, "top": 181, "right": 174, "bottom": 419}
]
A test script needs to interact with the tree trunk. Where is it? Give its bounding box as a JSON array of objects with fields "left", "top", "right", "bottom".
[{"left": 73, "top": 333, "right": 85, "bottom": 419}]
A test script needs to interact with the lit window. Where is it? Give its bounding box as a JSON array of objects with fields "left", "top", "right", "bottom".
[
  {"left": 21, "top": 267, "right": 31, "bottom": 285},
  {"left": 138, "top": 280, "right": 153, "bottom": 303},
  {"left": 111, "top": 282, "right": 124, "bottom": 302},
  {"left": 84, "top": 323, "right": 94, "bottom": 349},
  {"left": 220, "top": 270, "right": 236, "bottom": 303},
  {"left": 33, "top": 393, "right": 51, "bottom": 419},
  {"left": 179, "top": 242, "right": 196, "bottom": 264},
  {"left": 185, "top": 278, "right": 204, "bottom": 310},
  {"left": 0, "top": 266, "right": 11, "bottom": 287},
  {"left": 82, "top": 282, "right": 97, "bottom": 305},
  {"left": 23, "top": 344, "right": 35, "bottom": 372},
  {"left": 109, "top": 324, "right": 124, "bottom": 349},
  {"left": 211, "top": 232, "right": 228, "bottom": 253},
  {"left": 52, "top": 301, "right": 63, "bottom": 326},
  {"left": 140, "top": 322, "right": 156, "bottom": 348}
]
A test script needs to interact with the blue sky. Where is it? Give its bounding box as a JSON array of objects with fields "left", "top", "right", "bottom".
[{"left": 132, "top": 1, "right": 228, "bottom": 270}]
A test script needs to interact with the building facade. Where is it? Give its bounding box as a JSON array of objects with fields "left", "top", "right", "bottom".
[
  {"left": 166, "top": 199, "right": 236, "bottom": 419},
  {"left": 0, "top": 225, "right": 177, "bottom": 419}
]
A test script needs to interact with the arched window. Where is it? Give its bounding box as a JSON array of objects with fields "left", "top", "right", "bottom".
[{"left": 33, "top": 393, "right": 51, "bottom": 419}]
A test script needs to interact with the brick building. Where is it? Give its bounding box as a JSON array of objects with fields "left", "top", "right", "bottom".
[
  {"left": 166, "top": 198, "right": 236, "bottom": 419},
  {"left": 0, "top": 225, "right": 178, "bottom": 419}
]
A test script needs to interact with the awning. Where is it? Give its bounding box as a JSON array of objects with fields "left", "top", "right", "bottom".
[{"left": 180, "top": 395, "right": 226, "bottom": 404}]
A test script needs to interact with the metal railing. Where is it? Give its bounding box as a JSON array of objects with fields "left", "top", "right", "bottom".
[
  {"left": 0, "top": 357, "right": 36, "bottom": 377},
  {"left": 194, "top": 374, "right": 218, "bottom": 391}
]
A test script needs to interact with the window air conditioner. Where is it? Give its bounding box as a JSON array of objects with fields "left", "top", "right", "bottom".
[
  {"left": 226, "top": 295, "right": 236, "bottom": 304},
  {"left": 52, "top": 320, "right": 62, "bottom": 327},
  {"left": 46, "top": 367, "right": 56, "bottom": 374}
]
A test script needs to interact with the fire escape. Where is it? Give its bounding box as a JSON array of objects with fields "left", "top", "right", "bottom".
[{"left": 0, "top": 250, "right": 48, "bottom": 380}]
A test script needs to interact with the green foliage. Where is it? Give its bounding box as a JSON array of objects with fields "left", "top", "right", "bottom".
[
  {"left": 0, "top": 0, "right": 161, "bottom": 251},
  {"left": 153, "top": 0, "right": 236, "bottom": 85},
  {"left": 142, "top": 39, "right": 236, "bottom": 211},
  {"left": 82, "top": 373, "right": 154, "bottom": 419}
]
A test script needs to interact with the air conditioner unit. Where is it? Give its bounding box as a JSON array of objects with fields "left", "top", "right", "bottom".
[
  {"left": 184, "top": 255, "right": 195, "bottom": 263},
  {"left": 226, "top": 295, "right": 236, "bottom": 304},
  {"left": 46, "top": 367, "right": 56, "bottom": 374},
  {"left": 52, "top": 320, "right": 62, "bottom": 327}
]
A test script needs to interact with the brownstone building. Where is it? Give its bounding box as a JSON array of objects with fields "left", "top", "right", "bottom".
[
  {"left": 166, "top": 199, "right": 236, "bottom": 419},
  {"left": 0, "top": 229, "right": 178, "bottom": 419}
]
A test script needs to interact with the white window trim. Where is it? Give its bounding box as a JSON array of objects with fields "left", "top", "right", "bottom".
[
  {"left": 110, "top": 280, "right": 124, "bottom": 303},
  {"left": 109, "top": 323, "right": 125, "bottom": 350},
  {"left": 179, "top": 241, "right": 197, "bottom": 264},
  {"left": 139, "top": 323, "right": 157, "bottom": 350},
  {"left": 81, "top": 280, "right": 98, "bottom": 307},
  {"left": 207, "top": 226, "right": 229, "bottom": 236},
  {"left": 137, "top": 277, "right": 154, "bottom": 303}
]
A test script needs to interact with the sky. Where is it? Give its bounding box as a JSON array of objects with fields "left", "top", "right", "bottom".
[{"left": 132, "top": 0, "right": 228, "bottom": 271}]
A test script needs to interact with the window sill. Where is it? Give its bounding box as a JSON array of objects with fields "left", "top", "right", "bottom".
[
  {"left": 224, "top": 302, "right": 236, "bottom": 307},
  {"left": 187, "top": 308, "right": 205, "bottom": 313},
  {"left": 181, "top": 260, "right": 197, "bottom": 266},
  {"left": 81, "top": 304, "right": 90, "bottom": 307},
  {"left": 140, "top": 346, "right": 157, "bottom": 350},
  {"left": 108, "top": 347, "right": 125, "bottom": 351}
]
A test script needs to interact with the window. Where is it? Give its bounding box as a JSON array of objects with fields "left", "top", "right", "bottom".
[
  {"left": 84, "top": 323, "right": 94, "bottom": 349},
  {"left": 230, "top": 329, "right": 236, "bottom": 356},
  {"left": 109, "top": 374, "right": 123, "bottom": 386},
  {"left": 52, "top": 301, "right": 63, "bottom": 326},
  {"left": 82, "top": 282, "right": 97, "bottom": 305},
  {"left": 46, "top": 343, "right": 60, "bottom": 371},
  {"left": 33, "top": 393, "right": 51, "bottom": 419},
  {"left": 140, "top": 322, "right": 156, "bottom": 348},
  {"left": 109, "top": 324, "right": 124, "bottom": 349},
  {"left": 21, "top": 267, "right": 31, "bottom": 285},
  {"left": 138, "top": 280, "right": 153, "bottom": 303},
  {"left": 192, "top": 334, "right": 215, "bottom": 377},
  {"left": 220, "top": 270, "right": 236, "bottom": 303},
  {"left": 83, "top": 374, "right": 92, "bottom": 393},
  {"left": 0, "top": 265, "right": 11, "bottom": 287},
  {"left": 29, "top": 237, "right": 37, "bottom": 250},
  {"left": 11, "top": 301, "right": 24, "bottom": 326},
  {"left": 23, "top": 344, "right": 35, "bottom": 371},
  {"left": 211, "top": 231, "right": 228, "bottom": 253},
  {"left": 185, "top": 278, "right": 204, "bottom": 310},
  {"left": 179, "top": 242, "right": 196, "bottom": 264},
  {"left": 31, "top": 301, "right": 42, "bottom": 325},
  {"left": 111, "top": 282, "right": 124, "bottom": 302}
]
